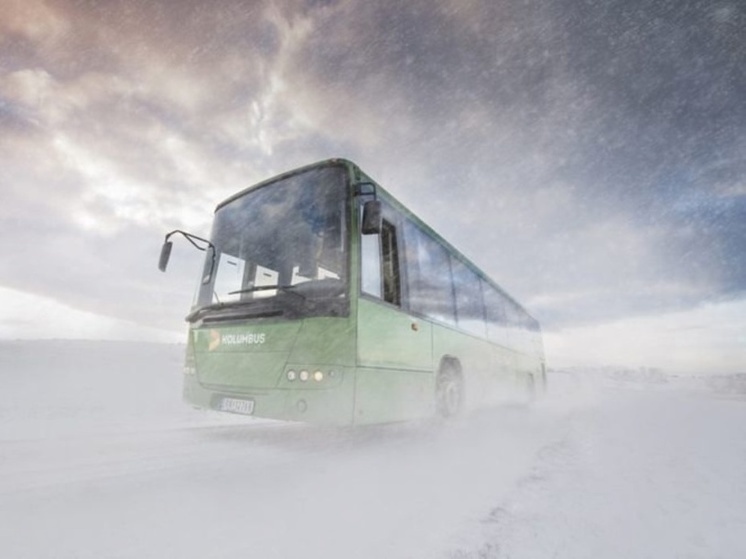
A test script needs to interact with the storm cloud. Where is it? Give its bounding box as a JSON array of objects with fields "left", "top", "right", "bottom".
[{"left": 1, "top": 0, "right": 744, "bottom": 355}]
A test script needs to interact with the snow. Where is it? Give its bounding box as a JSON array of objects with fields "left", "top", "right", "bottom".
[{"left": 1, "top": 341, "right": 745, "bottom": 558}]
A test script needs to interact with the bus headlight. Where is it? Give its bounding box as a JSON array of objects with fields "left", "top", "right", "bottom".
[
  {"left": 313, "top": 370, "right": 324, "bottom": 382},
  {"left": 287, "top": 370, "right": 297, "bottom": 381},
  {"left": 299, "top": 370, "right": 309, "bottom": 382}
]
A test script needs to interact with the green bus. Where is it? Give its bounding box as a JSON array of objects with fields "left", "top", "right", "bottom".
[{"left": 159, "top": 159, "right": 545, "bottom": 425}]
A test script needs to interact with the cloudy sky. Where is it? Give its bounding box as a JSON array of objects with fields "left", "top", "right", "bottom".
[{"left": 1, "top": 0, "right": 744, "bottom": 373}]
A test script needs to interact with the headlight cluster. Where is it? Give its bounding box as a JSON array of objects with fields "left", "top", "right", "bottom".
[{"left": 286, "top": 369, "right": 335, "bottom": 383}]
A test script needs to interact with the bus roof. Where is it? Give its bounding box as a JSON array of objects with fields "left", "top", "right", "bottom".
[{"left": 214, "top": 158, "right": 353, "bottom": 212}]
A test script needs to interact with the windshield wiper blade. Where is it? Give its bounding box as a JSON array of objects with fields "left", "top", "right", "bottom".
[
  {"left": 187, "top": 279, "right": 345, "bottom": 322},
  {"left": 186, "top": 286, "right": 304, "bottom": 323},
  {"left": 185, "top": 301, "right": 245, "bottom": 322},
  {"left": 227, "top": 278, "right": 344, "bottom": 298},
  {"left": 186, "top": 300, "right": 286, "bottom": 323},
  {"left": 227, "top": 284, "right": 304, "bottom": 298}
]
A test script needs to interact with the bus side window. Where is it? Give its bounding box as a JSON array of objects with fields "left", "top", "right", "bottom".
[
  {"left": 483, "top": 281, "right": 508, "bottom": 347},
  {"left": 381, "top": 220, "right": 401, "bottom": 306},
  {"left": 403, "top": 220, "right": 456, "bottom": 325},
  {"left": 452, "top": 258, "right": 487, "bottom": 337}
]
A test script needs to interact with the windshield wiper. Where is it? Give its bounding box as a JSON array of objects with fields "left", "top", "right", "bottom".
[
  {"left": 186, "top": 278, "right": 345, "bottom": 323},
  {"left": 185, "top": 300, "right": 254, "bottom": 322},
  {"left": 228, "top": 278, "right": 345, "bottom": 298},
  {"left": 228, "top": 284, "right": 306, "bottom": 299}
]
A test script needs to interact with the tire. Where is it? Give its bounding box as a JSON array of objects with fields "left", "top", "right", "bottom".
[{"left": 436, "top": 364, "right": 464, "bottom": 418}]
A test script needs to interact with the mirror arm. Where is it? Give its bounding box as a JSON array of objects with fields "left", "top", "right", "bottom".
[
  {"left": 165, "top": 230, "right": 214, "bottom": 253},
  {"left": 158, "top": 230, "right": 216, "bottom": 276}
]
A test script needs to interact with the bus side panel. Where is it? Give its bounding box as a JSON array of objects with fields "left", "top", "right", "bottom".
[
  {"left": 431, "top": 323, "right": 506, "bottom": 410},
  {"left": 355, "top": 297, "right": 433, "bottom": 424},
  {"left": 354, "top": 367, "right": 434, "bottom": 424},
  {"left": 356, "top": 298, "right": 431, "bottom": 369}
]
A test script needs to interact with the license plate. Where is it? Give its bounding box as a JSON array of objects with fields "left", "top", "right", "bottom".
[{"left": 219, "top": 397, "right": 255, "bottom": 415}]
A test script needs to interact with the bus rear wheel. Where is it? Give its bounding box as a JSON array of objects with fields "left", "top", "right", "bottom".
[{"left": 436, "top": 366, "right": 464, "bottom": 418}]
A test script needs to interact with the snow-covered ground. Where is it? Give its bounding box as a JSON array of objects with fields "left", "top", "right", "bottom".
[{"left": 1, "top": 341, "right": 744, "bottom": 558}]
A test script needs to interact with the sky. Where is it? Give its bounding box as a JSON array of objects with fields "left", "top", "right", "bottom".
[{"left": 1, "top": 0, "right": 744, "bottom": 373}]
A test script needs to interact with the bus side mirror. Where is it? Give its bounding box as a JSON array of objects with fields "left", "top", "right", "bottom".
[
  {"left": 362, "top": 200, "right": 382, "bottom": 235},
  {"left": 158, "top": 241, "right": 173, "bottom": 272}
]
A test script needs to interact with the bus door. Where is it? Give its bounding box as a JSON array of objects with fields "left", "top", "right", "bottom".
[{"left": 355, "top": 204, "right": 433, "bottom": 423}]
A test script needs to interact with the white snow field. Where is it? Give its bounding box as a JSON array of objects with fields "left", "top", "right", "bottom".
[{"left": 1, "top": 340, "right": 745, "bottom": 559}]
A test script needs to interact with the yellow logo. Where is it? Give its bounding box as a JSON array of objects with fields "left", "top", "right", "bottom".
[{"left": 208, "top": 329, "right": 221, "bottom": 351}]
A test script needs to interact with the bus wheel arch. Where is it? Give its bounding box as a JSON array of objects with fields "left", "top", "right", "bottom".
[{"left": 435, "top": 356, "right": 464, "bottom": 417}]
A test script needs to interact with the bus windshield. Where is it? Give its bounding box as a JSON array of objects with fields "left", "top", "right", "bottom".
[{"left": 192, "top": 165, "right": 348, "bottom": 320}]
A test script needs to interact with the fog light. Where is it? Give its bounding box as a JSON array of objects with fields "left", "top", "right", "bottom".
[
  {"left": 287, "top": 370, "right": 297, "bottom": 381},
  {"left": 296, "top": 399, "right": 308, "bottom": 413},
  {"left": 313, "top": 370, "right": 324, "bottom": 382},
  {"left": 299, "top": 370, "right": 309, "bottom": 382}
]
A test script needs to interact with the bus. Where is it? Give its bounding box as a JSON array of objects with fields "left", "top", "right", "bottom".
[{"left": 159, "top": 158, "right": 545, "bottom": 425}]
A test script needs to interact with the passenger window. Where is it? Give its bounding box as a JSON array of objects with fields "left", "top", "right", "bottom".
[
  {"left": 452, "top": 258, "right": 486, "bottom": 337},
  {"left": 403, "top": 221, "right": 456, "bottom": 324},
  {"left": 483, "top": 280, "right": 508, "bottom": 346}
]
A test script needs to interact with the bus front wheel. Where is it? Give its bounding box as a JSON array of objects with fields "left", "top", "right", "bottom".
[{"left": 436, "top": 364, "right": 464, "bottom": 418}]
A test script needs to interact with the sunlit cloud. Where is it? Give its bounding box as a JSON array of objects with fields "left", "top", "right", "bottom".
[{"left": 1, "top": 0, "right": 69, "bottom": 45}]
